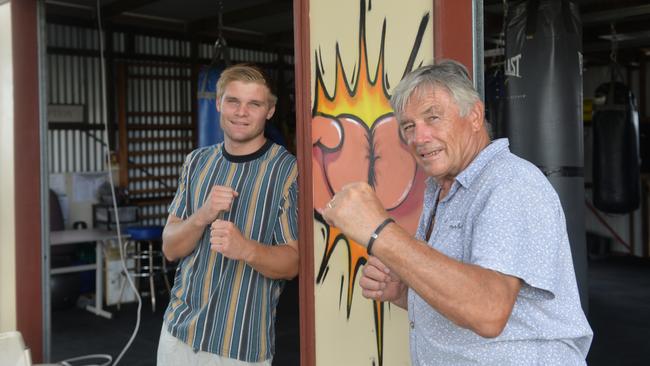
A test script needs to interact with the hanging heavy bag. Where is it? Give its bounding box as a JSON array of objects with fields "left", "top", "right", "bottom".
[
  {"left": 503, "top": 0, "right": 583, "bottom": 174},
  {"left": 197, "top": 66, "right": 225, "bottom": 147},
  {"left": 485, "top": 65, "right": 506, "bottom": 138},
  {"left": 503, "top": 0, "right": 590, "bottom": 311},
  {"left": 592, "top": 77, "right": 641, "bottom": 213}
]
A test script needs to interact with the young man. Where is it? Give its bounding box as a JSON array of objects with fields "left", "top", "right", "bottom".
[
  {"left": 320, "top": 60, "right": 592, "bottom": 365},
  {"left": 157, "top": 64, "right": 298, "bottom": 366}
]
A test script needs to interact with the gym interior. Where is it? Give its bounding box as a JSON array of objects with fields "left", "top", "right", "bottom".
[{"left": 1, "top": 1, "right": 649, "bottom": 365}]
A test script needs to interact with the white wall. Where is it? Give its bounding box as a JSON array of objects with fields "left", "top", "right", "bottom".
[{"left": 0, "top": 1, "right": 17, "bottom": 332}]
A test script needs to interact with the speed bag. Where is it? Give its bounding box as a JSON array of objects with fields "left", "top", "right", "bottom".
[{"left": 592, "top": 83, "right": 641, "bottom": 213}]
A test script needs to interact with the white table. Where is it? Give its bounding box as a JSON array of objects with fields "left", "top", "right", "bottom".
[{"left": 50, "top": 229, "right": 129, "bottom": 319}]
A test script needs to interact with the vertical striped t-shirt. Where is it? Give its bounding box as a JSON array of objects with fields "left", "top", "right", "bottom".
[{"left": 163, "top": 140, "right": 298, "bottom": 362}]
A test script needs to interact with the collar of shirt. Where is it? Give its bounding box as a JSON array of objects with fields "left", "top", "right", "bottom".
[{"left": 425, "top": 138, "right": 511, "bottom": 198}]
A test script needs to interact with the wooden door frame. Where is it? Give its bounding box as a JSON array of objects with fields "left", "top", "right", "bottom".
[{"left": 13, "top": 0, "right": 45, "bottom": 362}]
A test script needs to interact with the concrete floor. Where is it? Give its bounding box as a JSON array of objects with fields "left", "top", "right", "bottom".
[
  {"left": 51, "top": 277, "right": 299, "bottom": 366},
  {"left": 50, "top": 256, "right": 650, "bottom": 365},
  {"left": 586, "top": 256, "right": 650, "bottom": 366}
]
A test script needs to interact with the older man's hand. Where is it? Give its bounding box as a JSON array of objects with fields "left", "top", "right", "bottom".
[
  {"left": 319, "top": 182, "right": 390, "bottom": 247},
  {"left": 360, "top": 256, "right": 407, "bottom": 303}
]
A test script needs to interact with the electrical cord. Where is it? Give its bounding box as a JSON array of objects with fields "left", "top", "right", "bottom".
[
  {"left": 95, "top": 1, "right": 143, "bottom": 364},
  {"left": 57, "top": 1, "right": 143, "bottom": 365},
  {"left": 59, "top": 354, "right": 112, "bottom": 366}
]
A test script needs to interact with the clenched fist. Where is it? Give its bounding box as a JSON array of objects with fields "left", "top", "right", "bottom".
[
  {"left": 196, "top": 186, "right": 238, "bottom": 226},
  {"left": 210, "top": 220, "right": 254, "bottom": 261},
  {"left": 319, "top": 182, "right": 390, "bottom": 247}
]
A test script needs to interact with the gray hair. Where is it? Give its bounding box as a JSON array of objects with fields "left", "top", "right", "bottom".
[{"left": 390, "top": 60, "right": 480, "bottom": 120}]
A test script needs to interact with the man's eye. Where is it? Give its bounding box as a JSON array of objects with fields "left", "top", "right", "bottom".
[{"left": 402, "top": 124, "right": 414, "bottom": 131}]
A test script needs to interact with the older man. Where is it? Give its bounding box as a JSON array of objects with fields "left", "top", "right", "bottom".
[{"left": 320, "top": 60, "right": 592, "bottom": 365}]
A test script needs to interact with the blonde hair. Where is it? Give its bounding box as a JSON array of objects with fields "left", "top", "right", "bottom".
[{"left": 216, "top": 64, "right": 277, "bottom": 106}]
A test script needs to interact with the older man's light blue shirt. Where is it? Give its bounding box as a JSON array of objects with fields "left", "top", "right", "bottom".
[{"left": 408, "top": 138, "right": 593, "bottom": 365}]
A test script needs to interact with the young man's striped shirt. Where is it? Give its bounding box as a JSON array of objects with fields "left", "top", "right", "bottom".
[{"left": 163, "top": 140, "right": 298, "bottom": 362}]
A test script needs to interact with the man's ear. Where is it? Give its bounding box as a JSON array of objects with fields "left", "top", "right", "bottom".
[
  {"left": 216, "top": 97, "right": 222, "bottom": 113},
  {"left": 266, "top": 104, "right": 276, "bottom": 120},
  {"left": 469, "top": 101, "right": 485, "bottom": 131}
]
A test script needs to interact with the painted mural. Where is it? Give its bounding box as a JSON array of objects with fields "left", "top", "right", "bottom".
[{"left": 311, "top": 0, "right": 433, "bottom": 365}]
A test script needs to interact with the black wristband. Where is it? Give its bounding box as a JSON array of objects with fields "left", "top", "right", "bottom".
[{"left": 366, "top": 218, "right": 395, "bottom": 255}]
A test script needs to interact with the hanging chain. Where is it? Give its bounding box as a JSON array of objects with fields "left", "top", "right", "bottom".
[
  {"left": 498, "top": 0, "right": 509, "bottom": 49},
  {"left": 488, "top": 0, "right": 508, "bottom": 70},
  {"left": 210, "top": 0, "right": 230, "bottom": 66},
  {"left": 609, "top": 22, "right": 618, "bottom": 63},
  {"left": 499, "top": 0, "right": 509, "bottom": 58},
  {"left": 217, "top": 0, "right": 224, "bottom": 43}
]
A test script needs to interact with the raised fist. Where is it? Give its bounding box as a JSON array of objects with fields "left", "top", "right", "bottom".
[
  {"left": 196, "top": 186, "right": 238, "bottom": 226},
  {"left": 210, "top": 219, "right": 252, "bottom": 261}
]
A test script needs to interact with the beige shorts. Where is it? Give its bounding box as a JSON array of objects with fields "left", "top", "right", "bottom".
[{"left": 156, "top": 324, "right": 272, "bottom": 366}]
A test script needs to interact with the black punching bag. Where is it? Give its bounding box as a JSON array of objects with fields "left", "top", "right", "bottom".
[
  {"left": 503, "top": 0, "right": 589, "bottom": 311},
  {"left": 592, "top": 79, "right": 641, "bottom": 213},
  {"left": 485, "top": 66, "right": 506, "bottom": 138}
]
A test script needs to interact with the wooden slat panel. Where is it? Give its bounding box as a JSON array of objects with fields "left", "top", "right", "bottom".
[
  {"left": 48, "top": 122, "right": 104, "bottom": 130},
  {"left": 125, "top": 60, "right": 191, "bottom": 68},
  {"left": 118, "top": 63, "right": 129, "bottom": 187},
  {"left": 130, "top": 174, "right": 178, "bottom": 182},
  {"left": 130, "top": 188, "right": 177, "bottom": 195},
  {"left": 128, "top": 74, "right": 191, "bottom": 81},
  {"left": 126, "top": 123, "right": 193, "bottom": 130},
  {"left": 129, "top": 149, "right": 191, "bottom": 157},
  {"left": 129, "top": 136, "right": 192, "bottom": 143},
  {"left": 130, "top": 162, "right": 181, "bottom": 169},
  {"left": 118, "top": 60, "right": 195, "bottom": 227},
  {"left": 126, "top": 111, "right": 192, "bottom": 117},
  {"left": 131, "top": 196, "right": 175, "bottom": 206}
]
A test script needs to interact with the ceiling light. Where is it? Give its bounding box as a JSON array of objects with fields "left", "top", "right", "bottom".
[{"left": 599, "top": 30, "right": 650, "bottom": 42}]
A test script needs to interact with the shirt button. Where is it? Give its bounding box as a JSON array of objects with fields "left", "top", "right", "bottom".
[{"left": 410, "top": 321, "right": 415, "bottom": 329}]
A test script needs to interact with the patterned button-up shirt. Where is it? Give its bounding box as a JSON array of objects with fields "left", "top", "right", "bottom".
[{"left": 408, "top": 138, "right": 593, "bottom": 365}]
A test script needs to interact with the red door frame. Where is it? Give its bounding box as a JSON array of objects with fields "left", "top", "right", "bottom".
[{"left": 12, "top": 0, "right": 44, "bottom": 362}]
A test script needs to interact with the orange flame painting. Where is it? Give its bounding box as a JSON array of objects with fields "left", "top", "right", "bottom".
[{"left": 311, "top": 0, "right": 430, "bottom": 364}]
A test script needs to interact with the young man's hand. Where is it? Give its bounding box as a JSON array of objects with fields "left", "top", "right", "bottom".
[
  {"left": 209, "top": 220, "right": 255, "bottom": 262},
  {"left": 196, "top": 186, "right": 238, "bottom": 226}
]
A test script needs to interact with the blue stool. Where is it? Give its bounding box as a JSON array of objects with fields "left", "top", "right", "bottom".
[{"left": 117, "top": 226, "right": 170, "bottom": 312}]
